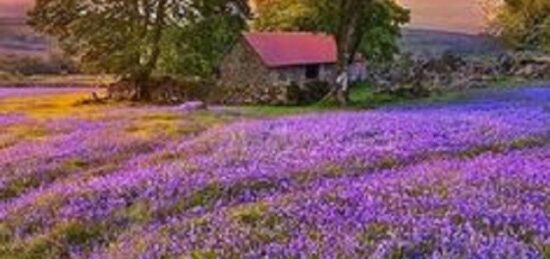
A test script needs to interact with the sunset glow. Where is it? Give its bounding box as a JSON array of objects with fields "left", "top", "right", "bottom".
[
  {"left": 399, "top": 0, "right": 486, "bottom": 33},
  {"left": 2, "top": 0, "right": 487, "bottom": 33},
  {"left": 0, "top": 0, "right": 33, "bottom": 17}
]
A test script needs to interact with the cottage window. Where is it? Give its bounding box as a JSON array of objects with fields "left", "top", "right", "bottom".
[{"left": 305, "top": 65, "right": 320, "bottom": 79}]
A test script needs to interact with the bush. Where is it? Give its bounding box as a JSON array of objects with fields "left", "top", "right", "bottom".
[
  {"left": 288, "top": 81, "right": 331, "bottom": 105},
  {"left": 107, "top": 76, "right": 215, "bottom": 104},
  {"left": 0, "top": 71, "right": 21, "bottom": 82},
  {"left": 0, "top": 55, "right": 78, "bottom": 76}
]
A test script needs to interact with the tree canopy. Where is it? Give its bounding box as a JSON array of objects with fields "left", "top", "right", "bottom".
[
  {"left": 29, "top": 0, "right": 250, "bottom": 100},
  {"left": 158, "top": 0, "right": 249, "bottom": 77},
  {"left": 487, "top": 0, "right": 550, "bottom": 52}
]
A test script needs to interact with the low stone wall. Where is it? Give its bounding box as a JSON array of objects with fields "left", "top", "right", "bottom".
[
  {"left": 369, "top": 51, "right": 550, "bottom": 96},
  {"left": 216, "top": 81, "right": 331, "bottom": 105},
  {"left": 107, "top": 77, "right": 213, "bottom": 104}
]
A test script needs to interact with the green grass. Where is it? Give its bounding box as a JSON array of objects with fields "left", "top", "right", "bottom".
[
  {"left": 239, "top": 105, "right": 331, "bottom": 117},
  {"left": 236, "top": 77, "right": 549, "bottom": 117},
  {"left": 239, "top": 82, "right": 406, "bottom": 117},
  {"left": 348, "top": 82, "right": 403, "bottom": 108}
]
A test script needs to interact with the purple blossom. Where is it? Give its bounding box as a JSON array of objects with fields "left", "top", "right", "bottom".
[{"left": 0, "top": 86, "right": 549, "bottom": 258}]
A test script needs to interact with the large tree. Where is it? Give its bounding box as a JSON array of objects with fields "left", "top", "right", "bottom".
[
  {"left": 158, "top": 1, "right": 248, "bottom": 78},
  {"left": 29, "top": 0, "right": 250, "bottom": 101},
  {"left": 254, "top": 0, "right": 410, "bottom": 105},
  {"left": 486, "top": 0, "right": 550, "bottom": 52}
]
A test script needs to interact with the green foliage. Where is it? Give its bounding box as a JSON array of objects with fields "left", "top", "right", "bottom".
[
  {"left": 541, "top": 244, "right": 550, "bottom": 259},
  {"left": 349, "top": 81, "right": 397, "bottom": 107},
  {"left": 159, "top": 9, "right": 247, "bottom": 77},
  {"left": 162, "top": 183, "right": 224, "bottom": 216},
  {"left": 358, "top": 222, "right": 391, "bottom": 246},
  {"left": 231, "top": 203, "right": 290, "bottom": 243},
  {"left": 30, "top": 0, "right": 152, "bottom": 77},
  {"left": 0, "top": 55, "right": 76, "bottom": 76},
  {"left": 2, "top": 221, "right": 104, "bottom": 259},
  {"left": 0, "top": 176, "right": 42, "bottom": 201},
  {"left": 125, "top": 201, "right": 153, "bottom": 224},
  {"left": 232, "top": 203, "right": 268, "bottom": 226},
  {"left": 29, "top": 0, "right": 250, "bottom": 99},
  {"left": 253, "top": 0, "right": 410, "bottom": 62},
  {"left": 191, "top": 249, "right": 217, "bottom": 259},
  {"left": 239, "top": 105, "right": 330, "bottom": 117},
  {"left": 0, "top": 223, "right": 10, "bottom": 244},
  {"left": 253, "top": 0, "right": 312, "bottom": 31},
  {"left": 489, "top": 0, "right": 550, "bottom": 52}
]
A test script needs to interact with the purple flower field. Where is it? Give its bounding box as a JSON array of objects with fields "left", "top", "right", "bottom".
[{"left": 0, "top": 87, "right": 549, "bottom": 258}]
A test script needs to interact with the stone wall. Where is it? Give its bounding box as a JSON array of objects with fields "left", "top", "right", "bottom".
[
  {"left": 219, "top": 40, "right": 288, "bottom": 104},
  {"left": 368, "top": 51, "right": 550, "bottom": 97},
  {"left": 107, "top": 77, "right": 213, "bottom": 104},
  {"left": 274, "top": 64, "right": 336, "bottom": 87},
  {"left": 220, "top": 40, "right": 274, "bottom": 91}
]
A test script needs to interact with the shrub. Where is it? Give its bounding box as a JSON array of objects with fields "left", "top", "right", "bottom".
[
  {"left": 0, "top": 55, "right": 78, "bottom": 76},
  {"left": 107, "top": 76, "right": 215, "bottom": 104}
]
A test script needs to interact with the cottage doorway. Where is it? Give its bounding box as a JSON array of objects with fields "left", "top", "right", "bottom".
[{"left": 305, "top": 65, "right": 320, "bottom": 79}]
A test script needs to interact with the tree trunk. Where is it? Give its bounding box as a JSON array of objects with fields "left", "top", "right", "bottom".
[
  {"left": 349, "top": 26, "right": 364, "bottom": 64},
  {"left": 132, "top": 75, "right": 152, "bottom": 101},
  {"left": 335, "top": 0, "right": 362, "bottom": 106},
  {"left": 132, "top": 0, "right": 167, "bottom": 102}
]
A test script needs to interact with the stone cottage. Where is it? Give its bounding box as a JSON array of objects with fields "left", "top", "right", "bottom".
[{"left": 219, "top": 32, "right": 338, "bottom": 104}]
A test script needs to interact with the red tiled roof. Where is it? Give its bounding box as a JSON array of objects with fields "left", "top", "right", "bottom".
[{"left": 243, "top": 32, "right": 337, "bottom": 68}]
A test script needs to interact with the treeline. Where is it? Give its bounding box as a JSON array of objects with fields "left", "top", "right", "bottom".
[
  {"left": 28, "top": 0, "right": 549, "bottom": 103},
  {"left": 486, "top": 0, "right": 550, "bottom": 52}
]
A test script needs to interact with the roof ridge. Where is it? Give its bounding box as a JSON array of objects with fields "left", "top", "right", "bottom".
[
  {"left": 241, "top": 31, "right": 337, "bottom": 68},
  {"left": 244, "top": 31, "right": 330, "bottom": 36}
]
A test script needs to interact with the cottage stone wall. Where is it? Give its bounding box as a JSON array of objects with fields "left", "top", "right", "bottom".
[
  {"left": 219, "top": 39, "right": 335, "bottom": 104},
  {"left": 220, "top": 40, "right": 274, "bottom": 90},
  {"left": 274, "top": 64, "right": 335, "bottom": 88},
  {"left": 320, "top": 64, "right": 337, "bottom": 83}
]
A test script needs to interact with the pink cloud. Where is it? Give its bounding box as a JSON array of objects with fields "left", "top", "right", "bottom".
[
  {"left": 0, "top": 0, "right": 34, "bottom": 18},
  {"left": 1, "top": 0, "right": 486, "bottom": 33},
  {"left": 399, "top": 0, "right": 486, "bottom": 34}
]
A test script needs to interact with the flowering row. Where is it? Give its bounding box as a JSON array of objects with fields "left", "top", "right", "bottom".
[
  {"left": 104, "top": 147, "right": 550, "bottom": 258},
  {"left": 0, "top": 86, "right": 548, "bottom": 258}
]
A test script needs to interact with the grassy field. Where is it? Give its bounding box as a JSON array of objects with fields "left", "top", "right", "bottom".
[{"left": 0, "top": 85, "right": 549, "bottom": 258}]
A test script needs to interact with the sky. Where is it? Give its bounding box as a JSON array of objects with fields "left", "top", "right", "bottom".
[
  {"left": 0, "top": 0, "right": 32, "bottom": 18},
  {"left": 0, "top": 0, "right": 487, "bottom": 34},
  {"left": 399, "top": 0, "right": 487, "bottom": 34}
]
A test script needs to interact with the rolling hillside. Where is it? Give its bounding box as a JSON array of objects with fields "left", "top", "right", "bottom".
[
  {"left": 400, "top": 28, "right": 503, "bottom": 57},
  {"left": 0, "top": 17, "right": 50, "bottom": 57}
]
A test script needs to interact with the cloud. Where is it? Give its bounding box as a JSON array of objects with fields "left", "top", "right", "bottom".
[
  {"left": 1, "top": 0, "right": 486, "bottom": 33},
  {"left": 399, "top": 0, "right": 486, "bottom": 34},
  {"left": 0, "top": 0, "right": 33, "bottom": 18}
]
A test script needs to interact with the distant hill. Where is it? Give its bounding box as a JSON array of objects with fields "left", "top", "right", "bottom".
[
  {"left": 400, "top": 28, "right": 504, "bottom": 57},
  {"left": 0, "top": 17, "right": 51, "bottom": 57},
  {"left": 0, "top": 17, "right": 69, "bottom": 76}
]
